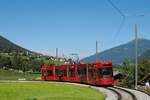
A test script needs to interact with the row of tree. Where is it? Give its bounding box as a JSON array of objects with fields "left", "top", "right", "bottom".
[
  {"left": 0, "top": 52, "right": 64, "bottom": 72},
  {"left": 115, "top": 59, "right": 150, "bottom": 88}
]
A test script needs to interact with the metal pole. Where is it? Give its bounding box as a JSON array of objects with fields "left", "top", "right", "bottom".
[
  {"left": 135, "top": 24, "right": 138, "bottom": 89},
  {"left": 86, "top": 64, "right": 89, "bottom": 82},
  {"left": 96, "top": 40, "right": 98, "bottom": 62},
  {"left": 56, "top": 48, "right": 58, "bottom": 59}
]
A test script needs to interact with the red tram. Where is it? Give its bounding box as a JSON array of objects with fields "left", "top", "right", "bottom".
[{"left": 41, "top": 62, "right": 113, "bottom": 86}]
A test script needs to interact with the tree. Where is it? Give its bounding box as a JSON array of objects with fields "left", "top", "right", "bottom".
[
  {"left": 118, "top": 58, "right": 150, "bottom": 88},
  {"left": 119, "top": 59, "right": 135, "bottom": 88},
  {"left": 138, "top": 59, "right": 150, "bottom": 80},
  {"left": 0, "top": 54, "right": 11, "bottom": 69},
  {"left": 11, "top": 54, "right": 22, "bottom": 70}
]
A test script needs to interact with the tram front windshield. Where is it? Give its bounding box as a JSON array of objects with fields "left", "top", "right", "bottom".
[{"left": 98, "top": 68, "right": 113, "bottom": 78}]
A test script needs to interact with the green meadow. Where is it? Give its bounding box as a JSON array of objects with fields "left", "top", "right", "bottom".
[
  {"left": 0, "top": 69, "right": 40, "bottom": 80},
  {"left": 0, "top": 82, "right": 105, "bottom": 100}
]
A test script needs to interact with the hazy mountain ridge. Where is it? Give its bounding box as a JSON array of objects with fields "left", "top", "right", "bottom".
[
  {"left": 0, "top": 35, "right": 37, "bottom": 55},
  {"left": 1, "top": 35, "right": 150, "bottom": 64},
  {"left": 139, "top": 49, "right": 150, "bottom": 60},
  {"left": 81, "top": 38, "right": 150, "bottom": 64}
]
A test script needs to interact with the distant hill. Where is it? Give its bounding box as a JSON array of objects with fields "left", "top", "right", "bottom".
[
  {"left": 0, "top": 35, "right": 33, "bottom": 54},
  {"left": 81, "top": 38, "right": 150, "bottom": 64},
  {"left": 139, "top": 50, "right": 150, "bottom": 60}
]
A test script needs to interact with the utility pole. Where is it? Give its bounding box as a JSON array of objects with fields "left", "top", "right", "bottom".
[
  {"left": 96, "top": 40, "right": 98, "bottom": 62},
  {"left": 135, "top": 24, "right": 138, "bottom": 89},
  {"left": 56, "top": 48, "right": 58, "bottom": 59}
]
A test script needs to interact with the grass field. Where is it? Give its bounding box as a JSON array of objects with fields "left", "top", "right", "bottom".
[
  {"left": 0, "top": 82, "right": 105, "bottom": 100},
  {"left": 0, "top": 69, "right": 41, "bottom": 80}
]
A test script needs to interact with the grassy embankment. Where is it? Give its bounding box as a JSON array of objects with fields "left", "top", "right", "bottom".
[
  {"left": 0, "top": 69, "right": 41, "bottom": 80},
  {"left": 0, "top": 82, "right": 105, "bottom": 100}
]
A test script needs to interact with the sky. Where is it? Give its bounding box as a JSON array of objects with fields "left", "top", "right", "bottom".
[{"left": 0, "top": 0, "right": 150, "bottom": 59}]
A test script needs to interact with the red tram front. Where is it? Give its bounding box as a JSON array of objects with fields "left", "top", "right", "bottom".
[{"left": 94, "top": 62, "right": 113, "bottom": 86}]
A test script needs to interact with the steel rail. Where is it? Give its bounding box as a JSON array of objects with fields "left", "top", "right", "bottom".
[
  {"left": 110, "top": 86, "right": 137, "bottom": 100},
  {"left": 105, "top": 87, "right": 122, "bottom": 100}
]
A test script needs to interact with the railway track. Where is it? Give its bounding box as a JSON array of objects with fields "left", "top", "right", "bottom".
[
  {"left": 106, "top": 86, "right": 137, "bottom": 100},
  {"left": 105, "top": 87, "right": 122, "bottom": 100},
  {"left": 116, "top": 86, "right": 150, "bottom": 100},
  {"left": 62, "top": 82, "right": 138, "bottom": 100}
]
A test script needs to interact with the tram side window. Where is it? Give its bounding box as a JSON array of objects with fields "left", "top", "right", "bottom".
[
  {"left": 59, "top": 69, "right": 64, "bottom": 77},
  {"left": 69, "top": 69, "right": 75, "bottom": 77},
  {"left": 83, "top": 68, "right": 86, "bottom": 76},
  {"left": 43, "top": 71, "right": 47, "bottom": 76},
  {"left": 47, "top": 70, "right": 53, "bottom": 76},
  {"left": 88, "top": 69, "right": 94, "bottom": 78},
  {"left": 55, "top": 69, "right": 60, "bottom": 77},
  {"left": 77, "top": 69, "right": 82, "bottom": 76},
  {"left": 77, "top": 68, "right": 86, "bottom": 77},
  {"left": 63, "top": 70, "right": 67, "bottom": 76}
]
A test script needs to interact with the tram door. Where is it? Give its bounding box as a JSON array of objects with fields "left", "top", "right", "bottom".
[
  {"left": 88, "top": 68, "right": 94, "bottom": 84},
  {"left": 78, "top": 68, "right": 86, "bottom": 83},
  {"left": 43, "top": 71, "right": 47, "bottom": 80},
  {"left": 88, "top": 64, "right": 96, "bottom": 85},
  {"left": 59, "top": 69, "right": 63, "bottom": 81}
]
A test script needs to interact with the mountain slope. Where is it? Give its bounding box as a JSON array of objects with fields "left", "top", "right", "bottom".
[
  {"left": 81, "top": 38, "right": 150, "bottom": 64},
  {"left": 139, "top": 50, "right": 150, "bottom": 60},
  {"left": 0, "top": 35, "right": 31, "bottom": 53}
]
